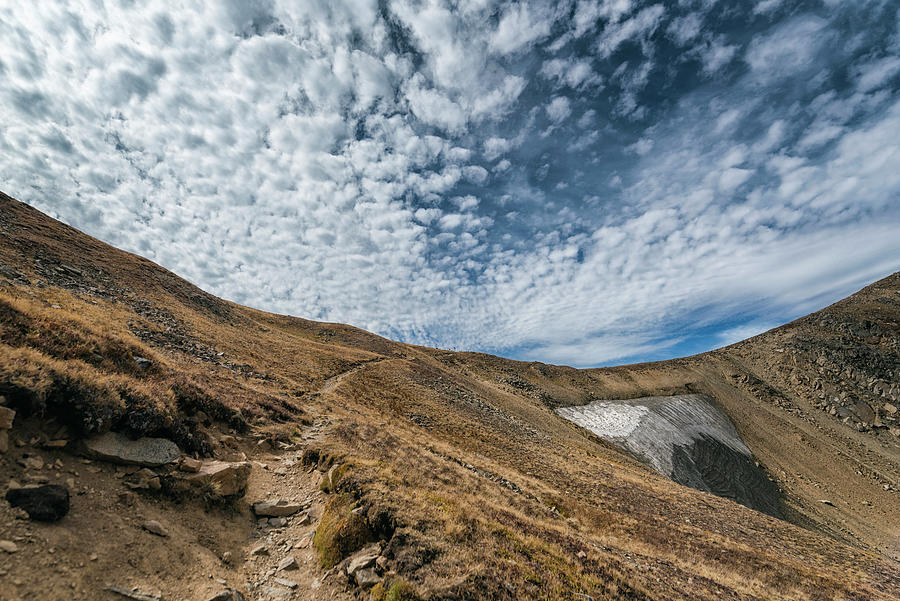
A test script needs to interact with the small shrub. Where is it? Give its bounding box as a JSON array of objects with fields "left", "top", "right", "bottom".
[
  {"left": 313, "top": 493, "right": 372, "bottom": 568},
  {"left": 372, "top": 579, "right": 419, "bottom": 601}
]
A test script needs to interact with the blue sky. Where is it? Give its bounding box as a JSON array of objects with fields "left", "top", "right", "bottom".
[{"left": 1, "top": 0, "right": 899, "bottom": 367}]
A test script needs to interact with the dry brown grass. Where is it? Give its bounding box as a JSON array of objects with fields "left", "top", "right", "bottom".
[{"left": 1, "top": 193, "right": 898, "bottom": 600}]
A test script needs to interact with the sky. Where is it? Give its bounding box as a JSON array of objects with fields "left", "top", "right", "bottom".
[{"left": 1, "top": 1, "right": 899, "bottom": 367}]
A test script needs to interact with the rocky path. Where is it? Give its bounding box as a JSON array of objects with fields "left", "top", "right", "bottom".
[
  {"left": 0, "top": 410, "right": 358, "bottom": 601},
  {"left": 231, "top": 445, "right": 344, "bottom": 601}
]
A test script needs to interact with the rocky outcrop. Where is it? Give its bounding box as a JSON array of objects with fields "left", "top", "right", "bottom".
[{"left": 726, "top": 305, "right": 900, "bottom": 437}]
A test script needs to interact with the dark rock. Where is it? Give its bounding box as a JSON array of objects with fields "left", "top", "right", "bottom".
[{"left": 5, "top": 484, "right": 70, "bottom": 521}]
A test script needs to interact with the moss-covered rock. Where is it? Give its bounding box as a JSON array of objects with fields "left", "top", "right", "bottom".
[{"left": 313, "top": 493, "right": 372, "bottom": 568}]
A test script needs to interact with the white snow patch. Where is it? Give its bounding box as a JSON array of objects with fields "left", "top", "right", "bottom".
[{"left": 556, "top": 402, "right": 649, "bottom": 438}]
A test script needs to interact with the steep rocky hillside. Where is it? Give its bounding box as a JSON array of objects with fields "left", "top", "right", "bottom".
[{"left": 0, "top": 192, "right": 898, "bottom": 601}]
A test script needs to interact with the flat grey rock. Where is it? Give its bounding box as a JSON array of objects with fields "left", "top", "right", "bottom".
[{"left": 85, "top": 432, "right": 180, "bottom": 467}]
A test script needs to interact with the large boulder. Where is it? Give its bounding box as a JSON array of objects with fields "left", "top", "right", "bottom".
[
  {"left": 6, "top": 484, "right": 70, "bottom": 521},
  {"left": 84, "top": 432, "right": 180, "bottom": 467},
  {"left": 184, "top": 460, "right": 251, "bottom": 498}
]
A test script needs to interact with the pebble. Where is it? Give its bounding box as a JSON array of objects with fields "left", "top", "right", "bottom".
[
  {"left": 272, "top": 578, "right": 298, "bottom": 589},
  {"left": 142, "top": 520, "right": 169, "bottom": 537},
  {"left": 179, "top": 457, "right": 202, "bottom": 473},
  {"left": 0, "top": 540, "right": 18, "bottom": 553},
  {"left": 250, "top": 544, "right": 269, "bottom": 556},
  {"left": 276, "top": 556, "right": 298, "bottom": 571}
]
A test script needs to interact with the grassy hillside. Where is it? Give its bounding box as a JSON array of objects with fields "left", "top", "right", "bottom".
[{"left": 1, "top": 192, "right": 898, "bottom": 600}]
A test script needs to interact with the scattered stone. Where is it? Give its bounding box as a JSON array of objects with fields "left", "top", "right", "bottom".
[
  {"left": 142, "top": 520, "right": 169, "bottom": 537},
  {"left": 118, "top": 491, "right": 137, "bottom": 505},
  {"left": 884, "top": 403, "right": 898, "bottom": 414},
  {"left": 85, "top": 432, "right": 180, "bottom": 467},
  {"left": 179, "top": 457, "right": 202, "bottom": 473},
  {"left": 272, "top": 578, "right": 298, "bottom": 590},
  {"left": 19, "top": 455, "right": 44, "bottom": 470},
  {"left": 354, "top": 568, "right": 380, "bottom": 588},
  {"left": 125, "top": 468, "right": 161, "bottom": 491},
  {"left": 295, "top": 513, "right": 311, "bottom": 526},
  {"left": 90, "top": 553, "right": 99, "bottom": 561},
  {"left": 252, "top": 500, "right": 303, "bottom": 517},
  {"left": 819, "top": 499, "right": 835, "bottom": 506},
  {"left": 276, "top": 556, "right": 298, "bottom": 571},
  {"left": 259, "top": 585, "right": 291, "bottom": 599},
  {"left": 0, "top": 430, "right": 7, "bottom": 454},
  {"left": 295, "top": 537, "right": 310, "bottom": 549},
  {"left": 268, "top": 517, "right": 288, "bottom": 528},
  {"left": 0, "top": 406, "right": 15, "bottom": 429},
  {"left": 206, "top": 592, "right": 232, "bottom": 601},
  {"left": 250, "top": 544, "right": 269, "bottom": 556},
  {"left": 346, "top": 543, "right": 381, "bottom": 576},
  {"left": 104, "top": 585, "right": 162, "bottom": 601},
  {"left": 133, "top": 356, "right": 152, "bottom": 370},
  {"left": 0, "top": 540, "right": 18, "bottom": 553},
  {"left": 184, "top": 461, "right": 252, "bottom": 498},
  {"left": 42, "top": 439, "right": 68, "bottom": 449},
  {"left": 221, "top": 551, "right": 232, "bottom": 564},
  {"left": 576, "top": 550, "right": 587, "bottom": 559},
  {"left": 5, "top": 484, "right": 70, "bottom": 521}
]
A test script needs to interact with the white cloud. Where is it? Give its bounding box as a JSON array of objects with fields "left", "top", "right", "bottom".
[
  {"left": 1, "top": 0, "right": 897, "bottom": 370},
  {"left": 745, "top": 16, "right": 829, "bottom": 82},
  {"left": 700, "top": 39, "right": 737, "bottom": 75},
  {"left": 490, "top": 2, "right": 553, "bottom": 55},
  {"left": 546, "top": 96, "right": 572, "bottom": 124},
  {"left": 667, "top": 13, "right": 702, "bottom": 46}
]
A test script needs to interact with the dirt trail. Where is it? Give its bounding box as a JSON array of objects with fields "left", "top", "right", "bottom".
[
  {"left": 232, "top": 439, "right": 347, "bottom": 601},
  {"left": 316, "top": 359, "right": 385, "bottom": 396}
]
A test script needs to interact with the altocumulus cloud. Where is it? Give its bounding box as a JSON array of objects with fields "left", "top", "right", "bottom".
[{"left": 1, "top": 0, "right": 899, "bottom": 367}]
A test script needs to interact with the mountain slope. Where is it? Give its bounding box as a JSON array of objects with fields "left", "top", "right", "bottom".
[{"left": 1, "top": 192, "right": 898, "bottom": 601}]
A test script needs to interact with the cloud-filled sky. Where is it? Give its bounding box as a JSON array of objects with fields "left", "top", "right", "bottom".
[{"left": 2, "top": 0, "right": 899, "bottom": 367}]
